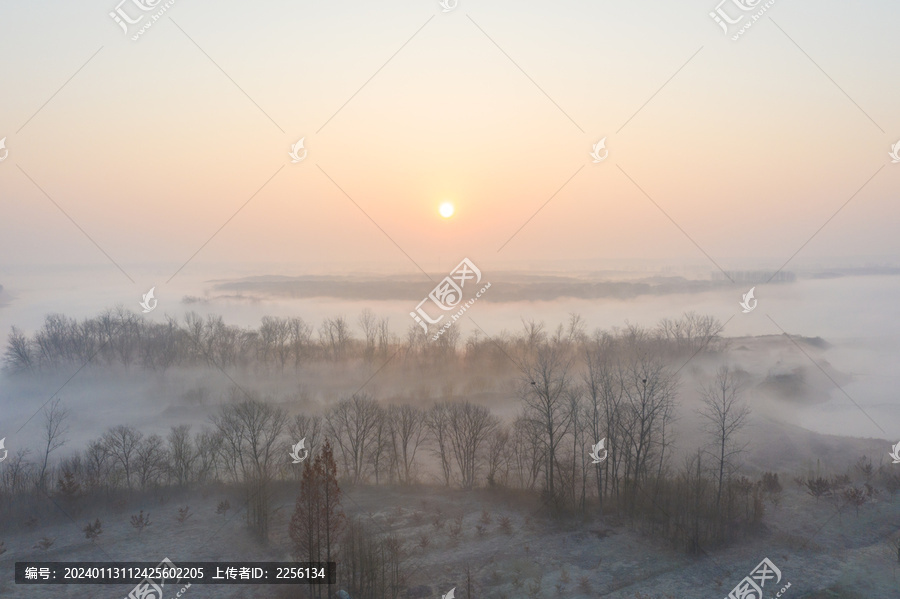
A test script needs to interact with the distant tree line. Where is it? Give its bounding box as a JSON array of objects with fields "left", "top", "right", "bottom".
[{"left": 2, "top": 308, "right": 723, "bottom": 374}]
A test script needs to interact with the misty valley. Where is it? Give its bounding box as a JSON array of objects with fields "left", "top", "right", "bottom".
[{"left": 1, "top": 305, "right": 897, "bottom": 598}]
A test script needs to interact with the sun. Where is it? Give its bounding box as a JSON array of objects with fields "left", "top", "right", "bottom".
[{"left": 439, "top": 202, "right": 455, "bottom": 218}]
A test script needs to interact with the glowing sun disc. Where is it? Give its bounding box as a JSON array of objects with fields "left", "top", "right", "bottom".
[{"left": 439, "top": 202, "right": 455, "bottom": 218}]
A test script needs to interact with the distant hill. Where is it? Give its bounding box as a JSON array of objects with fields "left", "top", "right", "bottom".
[
  {"left": 206, "top": 273, "right": 728, "bottom": 303},
  {"left": 202, "top": 267, "right": 898, "bottom": 304}
]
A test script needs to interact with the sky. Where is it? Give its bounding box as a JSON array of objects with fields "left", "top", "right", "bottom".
[{"left": 0, "top": 0, "right": 899, "bottom": 288}]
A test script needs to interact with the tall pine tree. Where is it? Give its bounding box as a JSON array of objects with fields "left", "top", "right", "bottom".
[{"left": 289, "top": 439, "right": 344, "bottom": 599}]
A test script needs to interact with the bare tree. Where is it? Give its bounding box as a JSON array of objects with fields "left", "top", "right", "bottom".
[
  {"left": 212, "top": 397, "right": 288, "bottom": 539},
  {"left": 425, "top": 403, "right": 454, "bottom": 486},
  {"left": 259, "top": 316, "right": 290, "bottom": 371},
  {"left": 3, "top": 326, "right": 35, "bottom": 373},
  {"left": 287, "top": 317, "right": 313, "bottom": 369},
  {"left": 37, "top": 398, "right": 70, "bottom": 492},
  {"left": 320, "top": 316, "right": 352, "bottom": 361},
  {"left": 583, "top": 335, "right": 622, "bottom": 508},
  {"left": 194, "top": 428, "right": 223, "bottom": 484},
  {"left": 102, "top": 425, "right": 143, "bottom": 489},
  {"left": 287, "top": 413, "right": 323, "bottom": 479},
  {"left": 167, "top": 425, "right": 197, "bottom": 486},
  {"left": 517, "top": 339, "right": 573, "bottom": 501},
  {"left": 387, "top": 404, "right": 427, "bottom": 485},
  {"left": 84, "top": 440, "right": 112, "bottom": 492},
  {"left": 566, "top": 386, "right": 589, "bottom": 513},
  {"left": 698, "top": 365, "right": 750, "bottom": 511},
  {"left": 486, "top": 424, "right": 511, "bottom": 487},
  {"left": 445, "top": 401, "right": 499, "bottom": 488},
  {"left": 376, "top": 317, "right": 391, "bottom": 358},
  {"left": 617, "top": 354, "right": 678, "bottom": 511},
  {"left": 135, "top": 434, "right": 167, "bottom": 489},
  {"left": 326, "top": 393, "right": 382, "bottom": 483},
  {"left": 1, "top": 449, "right": 34, "bottom": 499},
  {"left": 359, "top": 309, "right": 378, "bottom": 362},
  {"left": 369, "top": 408, "right": 393, "bottom": 485},
  {"left": 510, "top": 415, "right": 544, "bottom": 490}
]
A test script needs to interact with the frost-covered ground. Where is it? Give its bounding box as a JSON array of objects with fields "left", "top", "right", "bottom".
[{"left": 2, "top": 478, "right": 897, "bottom": 599}]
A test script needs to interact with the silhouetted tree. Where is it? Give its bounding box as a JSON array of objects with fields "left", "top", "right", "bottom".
[
  {"left": 289, "top": 440, "right": 344, "bottom": 599},
  {"left": 212, "top": 397, "right": 287, "bottom": 540},
  {"left": 37, "top": 398, "right": 70, "bottom": 492},
  {"left": 102, "top": 425, "right": 143, "bottom": 489},
  {"left": 698, "top": 366, "right": 750, "bottom": 512}
]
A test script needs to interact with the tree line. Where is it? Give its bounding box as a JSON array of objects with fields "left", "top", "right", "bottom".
[
  {"left": 2, "top": 308, "right": 724, "bottom": 374},
  {"left": 2, "top": 308, "right": 780, "bottom": 554}
]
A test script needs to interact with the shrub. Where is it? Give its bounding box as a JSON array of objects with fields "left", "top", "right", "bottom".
[
  {"left": 480, "top": 509, "right": 492, "bottom": 525},
  {"left": 431, "top": 513, "right": 445, "bottom": 531},
  {"left": 498, "top": 516, "right": 513, "bottom": 534},
  {"left": 216, "top": 500, "right": 230, "bottom": 518},
  {"left": 843, "top": 487, "right": 868, "bottom": 516},
  {"left": 130, "top": 510, "right": 152, "bottom": 534},
  {"left": 831, "top": 474, "right": 851, "bottom": 490},
  {"left": 176, "top": 506, "right": 192, "bottom": 525},
  {"left": 578, "top": 575, "right": 591, "bottom": 593},
  {"left": 856, "top": 456, "right": 874, "bottom": 477},
  {"left": 884, "top": 473, "right": 900, "bottom": 496},
  {"left": 83, "top": 519, "right": 103, "bottom": 542},
  {"left": 806, "top": 477, "right": 831, "bottom": 499},
  {"left": 526, "top": 572, "right": 543, "bottom": 599},
  {"left": 448, "top": 522, "right": 462, "bottom": 543},
  {"left": 33, "top": 537, "right": 54, "bottom": 551},
  {"left": 761, "top": 472, "right": 782, "bottom": 494},
  {"left": 57, "top": 469, "right": 81, "bottom": 501},
  {"left": 511, "top": 567, "right": 523, "bottom": 590}
]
